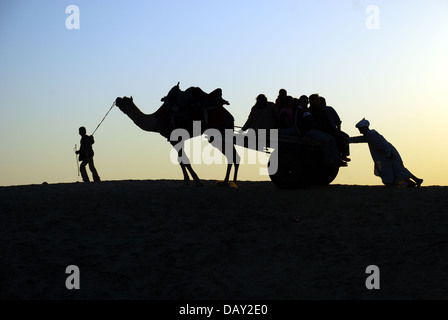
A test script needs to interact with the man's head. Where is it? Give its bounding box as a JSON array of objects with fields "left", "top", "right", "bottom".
[
  {"left": 298, "top": 95, "right": 309, "bottom": 108},
  {"left": 278, "top": 89, "right": 287, "bottom": 97},
  {"left": 355, "top": 118, "right": 370, "bottom": 135},
  {"left": 309, "top": 93, "right": 320, "bottom": 107},
  {"left": 79, "top": 126, "right": 87, "bottom": 136},
  {"left": 319, "top": 97, "right": 326, "bottom": 107},
  {"left": 256, "top": 94, "right": 268, "bottom": 105}
]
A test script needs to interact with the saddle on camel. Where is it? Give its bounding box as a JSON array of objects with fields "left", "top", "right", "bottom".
[{"left": 161, "top": 83, "right": 230, "bottom": 131}]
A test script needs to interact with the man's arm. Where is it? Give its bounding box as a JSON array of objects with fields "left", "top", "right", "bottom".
[{"left": 347, "top": 136, "right": 367, "bottom": 144}]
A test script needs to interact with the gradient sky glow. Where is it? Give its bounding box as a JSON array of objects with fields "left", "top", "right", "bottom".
[{"left": 1, "top": 0, "right": 447, "bottom": 186}]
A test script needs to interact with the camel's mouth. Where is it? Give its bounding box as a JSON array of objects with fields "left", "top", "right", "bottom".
[
  {"left": 115, "top": 97, "right": 123, "bottom": 106},
  {"left": 115, "top": 96, "right": 133, "bottom": 107}
]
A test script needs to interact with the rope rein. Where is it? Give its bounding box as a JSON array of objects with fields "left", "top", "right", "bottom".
[{"left": 92, "top": 101, "right": 116, "bottom": 136}]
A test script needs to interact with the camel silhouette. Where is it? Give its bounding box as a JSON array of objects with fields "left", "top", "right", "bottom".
[{"left": 115, "top": 84, "right": 240, "bottom": 187}]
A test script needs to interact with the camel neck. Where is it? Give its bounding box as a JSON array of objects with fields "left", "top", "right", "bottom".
[{"left": 126, "top": 103, "right": 160, "bottom": 133}]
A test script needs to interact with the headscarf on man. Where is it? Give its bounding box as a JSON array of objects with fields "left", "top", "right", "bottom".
[{"left": 356, "top": 118, "right": 370, "bottom": 128}]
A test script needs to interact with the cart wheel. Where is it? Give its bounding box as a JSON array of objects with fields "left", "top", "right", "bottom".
[
  {"left": 312, "top": 164, "right": 339, "bottom": 186},
  {"left": 268, "top": 149, "right": 308, "bottom": 189},
  {"left": 302, "top": 147, "right": 340, "bottom": 186}
]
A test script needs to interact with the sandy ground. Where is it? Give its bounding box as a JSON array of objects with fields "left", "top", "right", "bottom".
[{"left": 1, "top": 180, "right": 447, "bottom": 300}]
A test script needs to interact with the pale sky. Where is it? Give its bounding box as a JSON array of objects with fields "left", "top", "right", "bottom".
[{"left": 1, "top": 0, "right": 447, "bottom": 186}]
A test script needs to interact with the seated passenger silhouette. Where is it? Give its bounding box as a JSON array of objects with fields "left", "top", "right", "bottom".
[
  {"left": 320, "top": 96, "right": 351, "bottom": 162},
  {"left": 242, "top": 94, "right": 279, "bottom": 131},
  {"left": 309, "top": 94, "right": 350, "bottom": 163},
  {"left": 275, "top": 89, "right": 288, "bottom": 111},
  {"left": 295, "top": 100, "right": 345, "bottom": 167},
  {"left": 241, "top": 94, "right": 279, "bottom": 149},
  {"left": 278, "top": 96, "right": 297, "bottom": 136}
]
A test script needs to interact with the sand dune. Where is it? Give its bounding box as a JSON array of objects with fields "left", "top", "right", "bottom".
[{"left": 1, "top": 180, "right": 447, "bottom": 300}]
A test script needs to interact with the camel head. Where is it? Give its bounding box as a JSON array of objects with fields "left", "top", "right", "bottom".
[{"left": 115, "top": 96, "right": 135, "bottom": 115}]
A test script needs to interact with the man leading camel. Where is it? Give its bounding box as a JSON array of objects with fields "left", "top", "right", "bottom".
[{"left": 75, "top": 126, "right": 101, "bottom": 183}]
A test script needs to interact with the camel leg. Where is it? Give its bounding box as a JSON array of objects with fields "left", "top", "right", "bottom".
[
  {"left": 179, "top": 159, "right": 203, "bottom": 187},
  {"left": 184, "top": 163, "right": 204, "bottom": 187},
  {"left": 223, "top": 164, "right": 232, "bottom": 183},
  {"left": 179, "top": 163, "right": 191, "bottom": 185},
  {"left": 224, "top": 147, "right": 241, "bottom": 183},
  {"left": 232, "top": 146, "right": 240, "bottom": 183},
  {"left": 216, "top": 141, "right": 240, "bottom": 188},
  {"left": 172, "top": 140, "right": 203, "bottom": 186},
  {"left": 172, "top": 141, "right": 190, "bottom": 185},
  {"left": 233, "top": 164, "right": 240, "bottom": 182}
]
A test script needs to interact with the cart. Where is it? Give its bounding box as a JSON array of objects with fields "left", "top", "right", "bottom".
[{"left": 231, "top": 130, "right": 343, "bottom": 189}]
